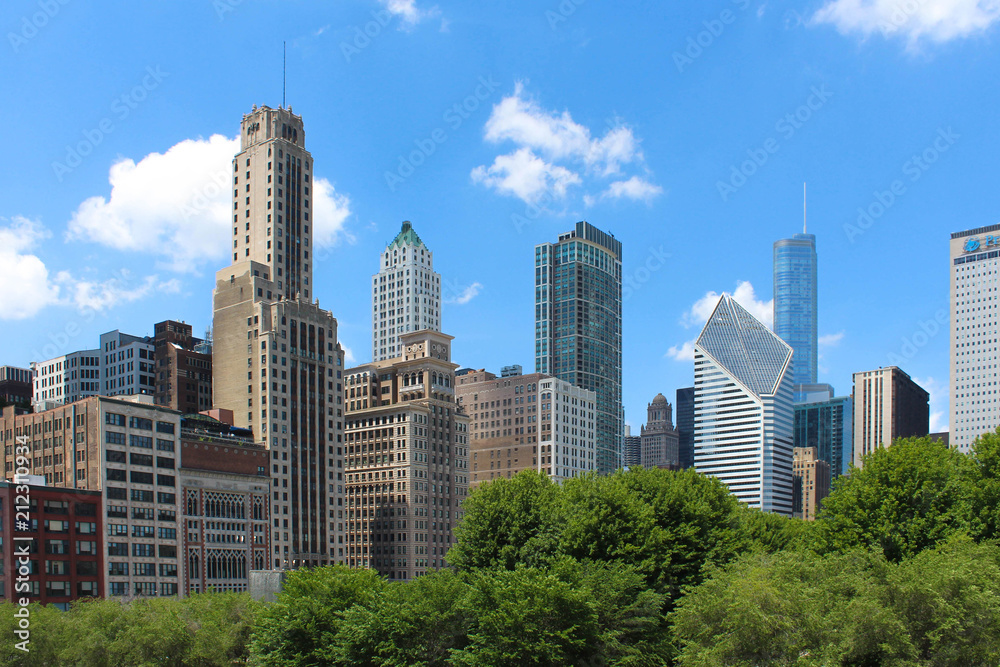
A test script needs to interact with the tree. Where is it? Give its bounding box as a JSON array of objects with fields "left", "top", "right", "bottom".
[
  {"left": 969, "top": 429, "right": 1000, "bottom": 541},
  {"left": 250, "top": 566, "right": 386, "bottom": 666},
  {"left": 813, "top": 436, "right": 975, "bottom": 561}
]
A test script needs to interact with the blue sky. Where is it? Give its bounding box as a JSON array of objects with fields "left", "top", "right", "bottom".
[{"left": 3, "top": 0, "right": 1000, "bottom": 433}]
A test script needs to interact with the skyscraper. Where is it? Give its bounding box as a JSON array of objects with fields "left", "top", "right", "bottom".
[
  {"left": 640, "top": 393, "right": 679, "bottom": 469},
  {"left": 676, "top": 386, "right": 695, "bottom": 469},
  {"left": 852, "top": 367, "right": 929, "bottom": 468},
  {"left": 793, "top": 394, "right": 852, "bottom": 478},
  {"left": 535, "top": 221, "right": 623, "bottom": 474},
  {"left": 950, "top": 224, "right": 1000, "bottom": 452},
  {"left": 773, "top": 233, "right": 817, "bottom": 388},
  {"left": 694, "top": 295, "right": 795, "bottom": 515},
  {"left": 622, "top": 425, "right": 641, "bottom": 468},
  {"left": 372, "top": 221, "right": 442, "bottom": 362},
  {"left": 212, "top": 104, "right": 345, "bottom": 569}
]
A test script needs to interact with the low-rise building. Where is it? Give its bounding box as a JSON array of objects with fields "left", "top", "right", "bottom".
[{"left": 792, "top": 446, "right": 831, "bottom": 521}]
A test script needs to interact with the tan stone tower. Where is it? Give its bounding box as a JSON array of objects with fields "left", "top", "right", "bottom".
[{"left": 213, "top": 105, "right": 344, "bottom": 570}]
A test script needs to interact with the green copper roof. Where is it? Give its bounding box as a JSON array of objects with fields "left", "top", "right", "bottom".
[{"left": 388, "top": 221, "right": 425, "bottom": 250}]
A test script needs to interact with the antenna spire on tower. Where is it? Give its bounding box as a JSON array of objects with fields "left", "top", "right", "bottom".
[
  {"left": 282, "top": 41, "right": 286, "bottom": 108},
  {"left": 803, "top": 182, "right": 807, "bottom": 234}
]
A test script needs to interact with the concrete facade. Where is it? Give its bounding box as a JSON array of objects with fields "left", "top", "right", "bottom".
[
  {"left": 851, "top": 367, "right": 929, "bottom": 468},
  {"left": 640, "top": 393, "right": 679, "bottom": 469}
]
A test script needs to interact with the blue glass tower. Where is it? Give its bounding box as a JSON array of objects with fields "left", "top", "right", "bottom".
[{"left": 773, "top": 233, "right": 817, "bottom": 387}]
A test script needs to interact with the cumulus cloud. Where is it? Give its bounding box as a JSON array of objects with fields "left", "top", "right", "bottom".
[
  {"left": 342, "top": 345, "right": 356, "bottom": 365},
  {"left": 811, "top": 0, "right": 1000, "bottom": 46},
  {"left": 667, "top": 281, "right": 773, "bottom": 363},
  {"left": 472, "top": 83, "right": 661, "bottom": 205},
  {"left": 444, "top": 281, "right": 483, "bottom": 305},
  {"left": 819, "top": 331, "right": 845, "bottom": 346},
  {"left": 914, "top": 375, "right": 949, "bottom": 433},
  {"left": 601, "top": 176, "right": 664, "bottom": 203},
  {"left": 67, "top": 273, "right": 180, "bottom": 312},
  {"left": 381, "top": 0, "right": 441, "bottom": 29},
  {"left": 66, "top": 134, "right": 351, "bottom": 273},
  {"left": 0, "top": 217, "right": 60, "bottom": 320}
]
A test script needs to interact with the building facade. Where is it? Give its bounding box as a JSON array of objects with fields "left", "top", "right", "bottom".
[
  {"left": 794, "top": 394, "right": 852, "bottom": 478},
  {"left": 455, "top": 368, "right": 597, "bottom": 486},
  {"left": 535, "top": 221, "right": 623, "bottom": 474},
  {"left": 852, "top": 367, "right": 929, "bottom": 468},
  {"left": 694, "top": 295, "right": 795, "bottom": 515},
  {"left": 212, "top": 104, "right": 345, "bottom": 570},
  {"left": 153, "top": 321, "right": 213, "bottom": 413},
  {"left": 950, "top": 224, "right": 1000, "bottom": 452},
  {"left": 791, "top": 446, "right": 830, "bottom": 521},
  {"left": 0, "top": 366, "right": 33, "bottom": 406},
  {"left": 676, "top": 387, "right": 695, "bottom": 470},
  {"left": 639, "top": 393, "right": 679, "bottom": 469},
  {"left": 2, "top": 397, "right": 184, "bottom": 598},
  {"left": 773, "top": 232, "right": 818, "bottom": 387},
  {"left": 179, "top": 414, "right": 270, "bottom": 595},
  {"left": 343, "top": 330, "right": 469, "bottom": 580},
  {"left": 31, "top": 330, "right": 156, "bottom": 412},
  {"left": 372, "top": 221, "right": 442, "bottom": 362},
  {"left": 622, "top": 425, "right": 641, "bottom": 468},
  {"left": 0, "top": 481, "right": 103, "bottom": 608}
]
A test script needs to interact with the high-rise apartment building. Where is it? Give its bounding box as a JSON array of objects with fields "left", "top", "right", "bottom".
[
  {"left": 676, "top": 387, "right": 695, "bottom": 469},
  {"left": 372, "top": 221, "right": 442, "bottom": 362},
  {"left": 622, "top": 425, "right": 641, "bottom": 468},
  {"left": 31, "top": 330, "right": 156, "bottom": 412},
  {"left": 640, "top": 393, "right": 679, "bottom": 469},
  {"left": 2, "top": 397, "right": 184, "bottom": 598},
  {"left": 852, "top": 367, "right": 929, "bottom": 467},
  {"left": 343, "top": 330, "right": 469, "bottom": 580},
  {"left": 791, "top": 446, "right": 830, "bottom": 521},
  {"left": 454, "top": 367, "right": 597, "bottom": 487},
  {"left": 794, "top": 394, "right": 852, "bottom": 478},
  {"left": 535, "top": 221, "right": 623, "bottom": 474},
  {"left": 694, "top": 295, "right": 795, "bottom": 515},
  {"left": 951, "top": 224, "right": 1000, "bottom": 452},
  {"left": 153, "top": 321, "right": 213, "bottom": 413},
  {"left": 212, "top": 104, "right": 345, "bottom": 570},
  {"left": 773, "top": 233, "right": 817, "bottom": 388}
]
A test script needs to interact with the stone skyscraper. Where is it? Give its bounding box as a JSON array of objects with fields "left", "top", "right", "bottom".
[
  {"left": 372, "top": 221, "right": 442, "bottom": 362},
  {"left": 535, "top": 221, "right": 623, "bottom": 474},
  {"left": 212, "top": 104, "right": 345, "bottom": 569},
  {"left": 640, "top": 393, "right": 679, "bottom": 469},
  {"left": 694, "top": 295, "right": 795, "bottom": 515},
  {"left": 773, "top": 233, "right": 818, "bottom": 388}
]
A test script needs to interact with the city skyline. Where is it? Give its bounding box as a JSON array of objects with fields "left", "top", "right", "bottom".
[{"left": 5, "top": 0, "right": 999, "bottom": 439}]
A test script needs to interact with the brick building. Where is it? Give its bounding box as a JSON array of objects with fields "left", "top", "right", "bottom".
[{"left": 153, "top": 321, "right": 213, "bottom": 414}]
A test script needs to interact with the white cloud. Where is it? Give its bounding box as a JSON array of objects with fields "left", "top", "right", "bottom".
[
  {"left": 914, "top": 375, "right": 949, "bottom": 433},
  {"left": 471, "top": 147, "right": 581, "bottom": 203},
  {"left": 342, "top": 346, "right": 356, "bottom": 365},
  {"left": 66, "top": 273, "right": 180, "bottom": 313},
  {"left": 0, "top": 217, "right": 60, "bottom": 320},
  {"left": 381, "top": 0, "right": 441, "bottom": 29},
  {"left": 667, "top": 281, "right": 773, "bottom": 363},
  {"left": 472, "top": 83, "right": 659, "bottom": 205},
  {"left": 601, "top": 176, "right": 663, "bottom": 203},
  {"left": 66, "top": 135, "right": 351, "bottom": 273},
  {"left": 819, "top": 331, "right": 845, "bottom": 346},
  {"left": 445, "top": 282, "right": 483, "bottom": 305},
  {"left": 811, "top": 0, "right": 1000, "bottom": 46}
]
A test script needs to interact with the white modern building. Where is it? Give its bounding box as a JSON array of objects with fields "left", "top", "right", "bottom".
[
  {"left": 372, "top": 221, "right": 442, "bottom": 362},
  {"left": 693, "top": 294, "right": 795, "bottom": 515},
  {"left": 31, "top": 330, "right": 155, "bottom": 411},
  {"left": 951, "top": 225, "right": 1000, "bottom": 452}
]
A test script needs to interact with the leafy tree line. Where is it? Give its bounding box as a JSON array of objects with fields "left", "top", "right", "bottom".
[{"left": 3, "top": 433, "right": 1000, "bottom": 665}]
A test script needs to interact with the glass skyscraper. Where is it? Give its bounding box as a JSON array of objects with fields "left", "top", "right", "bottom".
[
  {"left": 535, "top": 221, "right": 623, "bottom": 474},
  {"left": 773, "top": 233, "right": 817, "bottom": 387},
  {"left": 794, "top": 394, "right": 853, "bottom": 478},
  {"left": 694, "top": 295, "right": 795, "bottom": 515}
]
